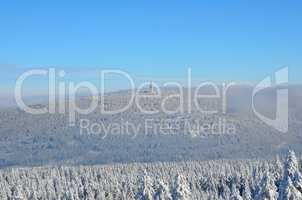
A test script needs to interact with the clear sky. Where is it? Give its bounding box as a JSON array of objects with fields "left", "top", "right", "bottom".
[{"left": 0, "top": 0, "right": 302, "bottom": 97}]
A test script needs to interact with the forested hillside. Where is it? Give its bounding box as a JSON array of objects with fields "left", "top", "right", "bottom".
[{"left": 0, "top": 86, "right": 302, "bottom": 168}]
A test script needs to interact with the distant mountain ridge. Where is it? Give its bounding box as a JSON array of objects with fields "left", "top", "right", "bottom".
[{"left": 0, "top": 85, "right": 301, "bottom": 168}]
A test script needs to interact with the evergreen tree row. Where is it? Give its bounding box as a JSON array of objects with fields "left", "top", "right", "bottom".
[{"left": 0, "top": 151, "right": 301, "bottom": 199}]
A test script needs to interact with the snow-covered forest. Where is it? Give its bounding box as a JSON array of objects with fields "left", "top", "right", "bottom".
[
  {"left": 0, "top": 86, "right": 302, "bottom": 168},
  {"left": 0, "top": 87, "right": 301, "bottom": 199},
  {"left": 0, "top": 150, "right": 301, "bottom": 200}
]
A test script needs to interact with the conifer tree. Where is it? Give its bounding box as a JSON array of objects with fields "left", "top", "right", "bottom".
[
  {"left": 256, "top": 172, "right": 278, "bottom": 200},
  {"left": 172, "top": 174, "right": 191, "bottom": 200},
  {"left": 154, "top": 180, "right": 172, "bottom": 200},
  {"left": 279, "top": 150, "right": 302, "bottom": 200},
  {"left": 137, "top": 174, "right": 155, "bottom": 200}
]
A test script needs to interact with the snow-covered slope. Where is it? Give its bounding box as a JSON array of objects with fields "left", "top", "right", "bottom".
[{"left": 0, "top": 85, "right": 301, "bottom": 168}]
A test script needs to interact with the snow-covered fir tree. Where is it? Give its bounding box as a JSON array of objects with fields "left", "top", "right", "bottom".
[
  {"left": 172, "top": 174, "right": 191, "bottom": 200},
  {"left": 241, "top": 179, "right": 252, "bottom": 200},
  {"left": 154, "top": 180, "right": 172, "bottom": 200},
  {"left": 279, "top": 150, "right": 302, "bottom": 200},
  {"left": 256, "top": 172, "right": 278, "bottom": 200},
  {"left": 230, "top": 183, "right": 243, "bottom": 200},
  {"left": 136, "top": 174, "right": 155, "bottom": 200}
]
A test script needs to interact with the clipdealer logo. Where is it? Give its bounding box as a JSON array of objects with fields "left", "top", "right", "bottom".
[
  {"left": 252, "top": 67, "right": 288, "bottom": 133},
  {"left": 14, "top": 66, "right": 289, "bottom": 135}
]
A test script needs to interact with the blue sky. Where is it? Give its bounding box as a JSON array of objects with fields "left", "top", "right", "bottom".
[{"left": 0, "top": 0, "right": 302, "bottom": 96}]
